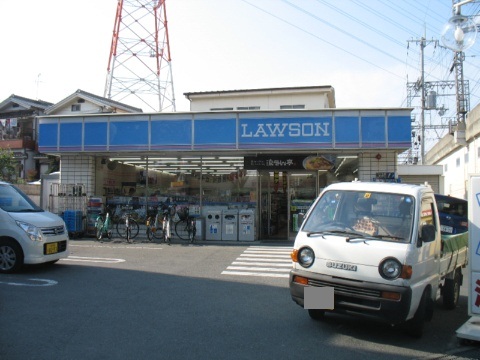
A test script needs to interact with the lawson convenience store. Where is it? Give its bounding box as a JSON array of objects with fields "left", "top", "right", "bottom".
[{"left": 38, "top": 108, "right": 412, "bottom": 241}]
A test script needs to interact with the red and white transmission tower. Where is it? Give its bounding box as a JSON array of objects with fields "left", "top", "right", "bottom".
[{"left": 104, "top": 0, "right": 176, "bottom": 112}]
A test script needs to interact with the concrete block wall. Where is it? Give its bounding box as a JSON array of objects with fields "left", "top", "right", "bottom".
[
  {"left": 59, "top": 155, "right": 96, "bottom": 197},
  {"left": 357, "top": 152, "right": 397, "bottom": 182}
]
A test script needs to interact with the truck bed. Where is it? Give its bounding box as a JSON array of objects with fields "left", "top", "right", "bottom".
[{"left": 440, "top": 232, "right": 468, "bottom": 276}]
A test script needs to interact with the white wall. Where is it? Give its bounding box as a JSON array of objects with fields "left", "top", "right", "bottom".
[{"left": 189, "top": 90, "right": 333, "bottom": 111}]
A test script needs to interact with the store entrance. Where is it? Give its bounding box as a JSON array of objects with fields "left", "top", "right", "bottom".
[
  {"left": 259, "top": 171, "right": 288, "bottom": 240},
  {"left": 259, "top": 171, "right": 319, "bottom": 240}
]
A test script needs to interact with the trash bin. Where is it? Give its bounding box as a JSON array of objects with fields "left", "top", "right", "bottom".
[
  {"left": 222, "top": 209, "right": 238, "bottom": 241},
  {"left": 205, "top": 210, "right": 222, "bottom": 240},
  {"left": 239, "top": 209, "right": 255, "bottom": 241}
]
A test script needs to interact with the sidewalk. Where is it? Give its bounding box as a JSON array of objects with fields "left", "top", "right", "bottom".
[{"left": 69, "top": 234, "right": 294, "bottom": 246}]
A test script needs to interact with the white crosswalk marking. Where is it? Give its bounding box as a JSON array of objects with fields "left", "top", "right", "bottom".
[{"left": 221, "top": 246, "right": 292, "bottom": 278}]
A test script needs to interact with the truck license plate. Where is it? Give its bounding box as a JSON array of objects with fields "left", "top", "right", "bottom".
[
  {"left": 304, "top": 287, "right": 334, "bottom": 310},
  {"left": 440, "top": 225, "right": 453, "bottom": 234},
  {"left": 45, "top": 242, "right": 59, "bottom": 255}
]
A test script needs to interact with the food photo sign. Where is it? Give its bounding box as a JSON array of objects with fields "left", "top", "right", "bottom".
[{"left": 244, "top": 155, "right": 334, "bottom": 171}]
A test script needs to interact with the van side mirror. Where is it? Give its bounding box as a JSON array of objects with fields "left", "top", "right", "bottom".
[{"left": 417, "top": 224, "right": 436, "bottom": 247}]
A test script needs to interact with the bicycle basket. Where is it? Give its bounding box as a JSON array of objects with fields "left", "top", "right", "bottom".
[{"left": 177, "top": 206, "right": 189, "bottom": 220}]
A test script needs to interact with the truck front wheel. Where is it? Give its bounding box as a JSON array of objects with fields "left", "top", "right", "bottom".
[
  {"left": 443, "top": 269, "right": 461, "bottom": 310},
  {"left": 308, "top": 309, "right": 325, "bottom": 320},
  {"left": 406, "top": 288, "right": 430, "bottom": 338}
]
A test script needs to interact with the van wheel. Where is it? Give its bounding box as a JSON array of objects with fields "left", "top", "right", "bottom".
[
  {"left": 443, "top": 270, "right": 461, "bottom": 310},
  {"left": 308, "top": 309, "right": 326, "bottom": 320},
  {"left": 0, "top": 240, "right": 24, "bottom": 273},
  {"left": 406, "top": 289, "right": 429, "bottom": 338}
]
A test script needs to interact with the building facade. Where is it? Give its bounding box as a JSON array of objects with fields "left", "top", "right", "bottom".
[
  {"left": 37, "top": 86, "right": 412, "bottom": 241},
  {"left": 426, "top": 103, "right": 480, "bottom": 200}
]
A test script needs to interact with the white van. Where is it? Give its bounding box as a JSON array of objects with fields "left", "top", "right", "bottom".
[{"left": 0, "top": 181, "right": 69, "bottom": 273}]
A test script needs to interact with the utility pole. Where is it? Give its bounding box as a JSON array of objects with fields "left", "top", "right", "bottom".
[
  {"left": 406, "top": 37, "right": 438, "bottom": 164},
  {"left": 406, "top": 32, "right": 471, "bottom": 164},
  {"left": 104, "top": 0, "right": 176, "bottom": 112}
]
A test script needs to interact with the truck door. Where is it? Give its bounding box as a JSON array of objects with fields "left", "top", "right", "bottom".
[{"left": 416, "top": 196, "right": 441, "bottom": 279}]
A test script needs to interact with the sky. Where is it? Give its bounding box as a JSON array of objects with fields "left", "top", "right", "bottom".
[{"left": 1, "top": 0, "right": 480, "bottom": 153}]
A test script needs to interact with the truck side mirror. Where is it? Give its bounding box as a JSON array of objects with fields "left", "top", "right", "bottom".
[{"left": 418, "top": 224, "right": 436, "bottom": 247}]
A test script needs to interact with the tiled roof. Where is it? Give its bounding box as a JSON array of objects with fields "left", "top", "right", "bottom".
[
  {"left": 45, "top": 89, "right": 143, "bottom": 114},
  {"left": 0, "top": 94, "right": 53, "bottom": 112}
]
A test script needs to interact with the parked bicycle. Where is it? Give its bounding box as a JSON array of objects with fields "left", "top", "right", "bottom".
[
  {"left": 175, "top": 206, "right": 197, "bottom": 243},
  {"left": 146, "top": 206, "right": 163, "bottom": 242},
  {"left": 161, "top": 203, "right": 176, "bottom": 245},
  {"left": 116, "top": 206, "right": 140, "bottom": 243},
  {"left": 95, "top": 206, "right": 114, "bottom": 241}
]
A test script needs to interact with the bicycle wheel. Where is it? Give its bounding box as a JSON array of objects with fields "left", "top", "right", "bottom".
[
  {"left": 175, "top": 219, "right": 190, "bottom": 241},
  {"left": 146, "top": 217, "right": 163, "bottom": 241},
  {"left": 116, "top": 217, "right": 129, "bottom": 239},
  {"left": 129, "top": 218, "right": 139, "bottom": 239},
  {"left": 117, "top": 217, "right": 140, "bottom": 240},
  {"left": 95, "top": 217, "right": 105, "bottom": 241}
]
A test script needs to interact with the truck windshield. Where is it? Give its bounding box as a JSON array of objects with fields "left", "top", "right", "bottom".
[
  {"left": 302, "top": 190, "right": 414, "bottom": 243},
  {"left": 0, "top": 183, "right": 43, "bottom": 213}
]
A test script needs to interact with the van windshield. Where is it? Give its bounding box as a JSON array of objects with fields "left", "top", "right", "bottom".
[
  {"left": 302, "top": 190, "right": 414, "bottom": 243},
  {"left": 0, "top": 184, "right": 43, "bottom": 212}
]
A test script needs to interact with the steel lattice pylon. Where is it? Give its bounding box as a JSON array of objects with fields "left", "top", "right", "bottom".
[{"left": 104, "top": 0, "right": 176, "bottom": 112}]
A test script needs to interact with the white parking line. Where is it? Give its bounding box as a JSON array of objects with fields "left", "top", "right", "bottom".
[
  {"left": 62, "top": 256, "right": 125, "bottom": 263},
  {"left": 0, "top": 278, "right": 58, "bottom": 287}
]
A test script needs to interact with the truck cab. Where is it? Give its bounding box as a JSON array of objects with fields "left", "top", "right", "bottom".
[{"left": 289, "top": 181, "right": 464, "bottom": 337}]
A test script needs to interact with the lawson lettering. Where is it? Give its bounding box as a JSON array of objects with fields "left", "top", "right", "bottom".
[{"left": 240, "top": 122, "right": 330, "bottom": 138}]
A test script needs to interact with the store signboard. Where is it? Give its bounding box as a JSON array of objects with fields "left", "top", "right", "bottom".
[
  {"left": 38, "top": 110, "right": 412, "bottom": 153},
  {"left": 244, "top": 155, "right": 333, "bottom": 171}
]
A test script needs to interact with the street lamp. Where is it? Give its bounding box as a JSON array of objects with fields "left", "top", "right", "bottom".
[
  {"left": 440, "top": 0, "right": 477, "bottom": 138},
  {"left": 441, "top": 14, "right": 477, "bottom": 52}
]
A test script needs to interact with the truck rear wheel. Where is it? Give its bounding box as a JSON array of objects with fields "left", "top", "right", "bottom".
[{"left": 443, "top": 269, "right": 461, "bottom": 310}]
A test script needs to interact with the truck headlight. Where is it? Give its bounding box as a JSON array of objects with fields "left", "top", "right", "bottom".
[
  {"left": 16, "top": 221, "right": 43, "bottom": 242},
  {"left": 298, "top": 247, "right": 315, "bottom": 268},
  {"left": 379, "top": 257, "right": 402, "bottom": 280}
]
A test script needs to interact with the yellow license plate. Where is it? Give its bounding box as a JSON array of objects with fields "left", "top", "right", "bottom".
[{"left": 45, "top": 242, "right": 58, "bottom": 255}]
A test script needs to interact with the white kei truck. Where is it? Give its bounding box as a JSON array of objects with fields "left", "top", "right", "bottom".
[{"left": 289, "top": 181, "right": 468, "bottom": 337}]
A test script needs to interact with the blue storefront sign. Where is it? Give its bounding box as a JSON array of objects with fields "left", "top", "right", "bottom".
[{"left": 38, "top": 109, "right": 412, "bottom": 153}]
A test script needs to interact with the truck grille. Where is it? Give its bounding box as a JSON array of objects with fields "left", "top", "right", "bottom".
[
  {"left": 308, "top": 278, "right": 382, "bottom": 298},
  {"left": 41, "top": 225, "right": 66, "bottom": 236}
]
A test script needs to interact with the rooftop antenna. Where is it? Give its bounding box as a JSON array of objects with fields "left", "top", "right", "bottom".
[{"left": 104, "top": 0, "right": 176, "bottom": 112}]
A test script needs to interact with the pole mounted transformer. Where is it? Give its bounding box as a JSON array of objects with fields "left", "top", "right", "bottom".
[{"left": 104, "top": 0, "right": 176, "bottom": 112}]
